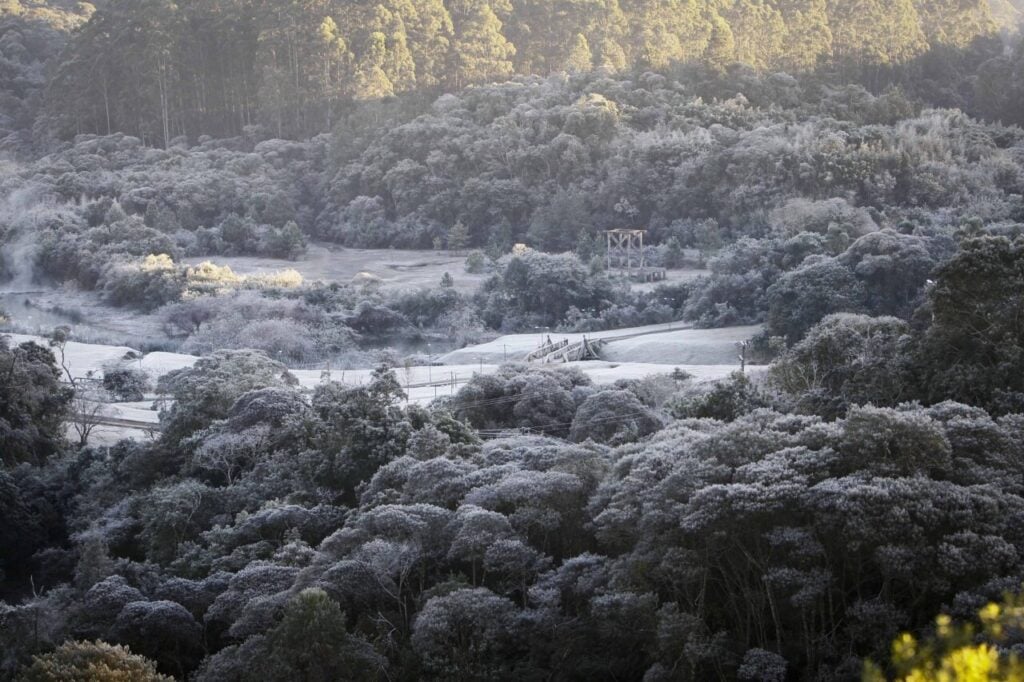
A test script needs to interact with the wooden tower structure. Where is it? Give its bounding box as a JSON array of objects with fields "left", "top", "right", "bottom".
[
  {"left": 606, "top": 229, "right": 646, "bottom": 275},
  {"left": 605, "top": 229, "right": 667, "bottom": 283}
]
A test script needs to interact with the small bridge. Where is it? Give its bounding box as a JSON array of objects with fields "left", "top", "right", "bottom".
[{"left": 526, "top": 337, "right": 605, "bottom": 364}]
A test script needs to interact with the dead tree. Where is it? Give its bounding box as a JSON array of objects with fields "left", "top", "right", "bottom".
[
  {"left": 48, "top": 327, "right": 108, "bottom": 446},
  {"left": 70, "top": 374, "right": 108, "bottom": 447}
]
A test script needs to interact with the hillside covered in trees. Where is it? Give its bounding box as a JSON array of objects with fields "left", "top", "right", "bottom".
[
  {"left": 0, "top": 0, "right": 1021, "bottom": 148},
  {"left": 5, "top": 233, "right": 1024, "bottom": 680},
  {"left": 7, "top": 0, "right": 1024, "bottom": 680},
  {"left": 4, "top": 64, "right": 1024, "bottom": 340}
]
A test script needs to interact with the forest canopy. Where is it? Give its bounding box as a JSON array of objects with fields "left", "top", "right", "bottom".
[
  {"left": 6, "top": 0, "right": 1024, "bottom": 680},
  {"left": 3, "top": 0, "right": 1017, "bottom": 146}
]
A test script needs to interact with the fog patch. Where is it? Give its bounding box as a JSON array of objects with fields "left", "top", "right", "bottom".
[{"left": 0, "top": 183, "right": 78, "bottom": 292}]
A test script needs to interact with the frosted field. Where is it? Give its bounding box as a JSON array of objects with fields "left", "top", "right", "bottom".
[
  {"left": 7, "top": 332, "right": 756, "bottom": 393},
  {"left": 183, "top": 243, "right": 491, "bottom": 293},
  {"left": 3, "top": 334, "right": 194, "bottom": 380},
  {"left": 441, "top": 323, "right": 764, "bottom": 365},
  {"left": 1, "top": 248, "right": 711, "bottom": 350},
  {"left": 601, "top": 325, "right": 764, "bottom": 364},
  {"left": 7, "top": 329, "right": 762, "bottom": 444},
  {"left": 0, "top": 289, "right": 167, "bottom": 342},
  {"left": 182, "top": 243, "right": 712, "bottom": 295}
]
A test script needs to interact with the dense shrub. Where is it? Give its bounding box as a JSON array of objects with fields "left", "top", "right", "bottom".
[
  {"left": 18, "top": 640, "right": 171, "bottom": 682},
  {"left": 102, "top": 366, "right": 151, "bottom": 402}
]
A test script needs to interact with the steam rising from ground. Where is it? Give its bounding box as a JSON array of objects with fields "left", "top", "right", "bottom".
[{"left": 0, "top": 174, "right": 78, "bottom": 292}]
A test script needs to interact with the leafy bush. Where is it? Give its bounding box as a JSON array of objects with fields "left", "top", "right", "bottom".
[
  {"left": 102, "top": 366, "right": 151, "bottom": 402},
  {"left": 465, "top": 251, "right": 487, "bottom": 274},
  {"left": 670, "top": 371, "right": 770, "bottom": 422},
  {"left": 18, "top": 640, "right": 171, "bottom": 682}
]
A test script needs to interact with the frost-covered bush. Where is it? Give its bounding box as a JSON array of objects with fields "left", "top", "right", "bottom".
[
  {"left": 412, "top": 588, "right": 517, "bottom": 679},
  {"left": 452, "top": 364, "right": 591, "bottom": 437},
  {"left": 769, "top": 197, "right": 877, "bottom": 243},
  {"left": 670, "top": 371, "right": 770, "bottom": 421},
  {"left": 102, "top": 365, "right": 151, "bottom": 402},
  {"left": 477, "top": 249, "right": 622, "bottom": 329},
  {"left": 157, "top": 349, "right": 298, "bottom": 442},
  {"left": 172, "top": 291, "right": 354, "bottom": 363},
  {"left": 738, "top": 648, "right": 787, "bottom": 682},
  {"left": 770, "top": 313, "right": 912, "bottom": 417},
  {"left": 569, "top": 390, "right": 662, "bottom": 445},
  {"left": 464, "top": 250, "right": 487, "bottom": 274},
  {"left": 100, "top": 255, "right": 184, "bottom": 311}
]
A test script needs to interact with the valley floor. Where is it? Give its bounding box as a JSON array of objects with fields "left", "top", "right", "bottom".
[
  {"left": 6, "top": 320, "right": 763, "bottom": 446},
  {"left": 183, "top": 242, "right": 709, "bottom": 294}
]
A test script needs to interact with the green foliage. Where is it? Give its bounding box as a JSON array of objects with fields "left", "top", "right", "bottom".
[
  {"left": 670, "top": 370, "right": 769, "bottom": 421},
  {"left": 0, "top": 337, "right": 72, "bottom": 466},
  {"left": 916, "top": 236, "right": 1024, "bottom": 413},
  {"left": 247, "top": 589, "right": 384, "bottom": 681},
  {"left": 37, "top": 0, "right": 1003, "bottom": 143}
]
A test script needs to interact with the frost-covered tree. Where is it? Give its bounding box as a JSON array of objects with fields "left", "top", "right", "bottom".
[
  {"left": 771, "top": 313, "right": 912, "bottom": 417},
  {"left": 411, "top": 587, "right": 517, "bottom": 678},
  {"left": 569, "top": 389, "right": 662, "bottom": 444},
  {"left": 157, "top": 350, "right": 298, "bottom": 443}
]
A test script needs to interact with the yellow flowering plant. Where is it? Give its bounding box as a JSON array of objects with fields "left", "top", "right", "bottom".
[{"left": 865, "top": 595, "right": 1024, "bottom": 681}]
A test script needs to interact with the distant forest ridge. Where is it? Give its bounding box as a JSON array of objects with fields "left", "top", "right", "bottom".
[{"left": 2, "top": 0, "right": 1021, "bottom": 146}]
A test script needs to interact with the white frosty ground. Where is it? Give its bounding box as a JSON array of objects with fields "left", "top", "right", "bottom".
[
  {"left": 182, "top": 243, "right": 492, "bottom": 294},
  {"left": 4, "top": 334, "right": 196, "bottom": 380},
  {"left": 6, "top": 330, "right": 762, "bottom": 445},
  {"left": 181, "top": 244, "right": 712, "bottom": 296},
  {"left": 440, "top": 323, "right": 764, "bottom": 365}
]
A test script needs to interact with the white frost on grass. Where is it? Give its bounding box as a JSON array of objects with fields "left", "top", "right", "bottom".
[
  {"left": 7, "top": 328, "right": 760, "bottom": 393},
  {"left": 182, "top": 243, "right": 491, "bottom": 294},
  {"left": 11, "top": 331, "right": 763, "bottom": 443},
  {"left": 5, "top": 334, "right": 146, "bottom": 379},
  {"left": 440, "top": 323, "right": 764, "bottom": 366}
]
